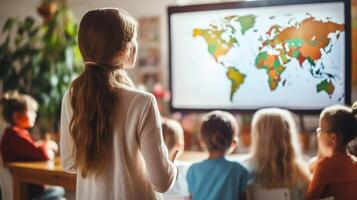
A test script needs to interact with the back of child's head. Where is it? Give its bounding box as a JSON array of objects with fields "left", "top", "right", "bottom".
[
  {"left": 162, "top": 119, "right": 184, "bottom": 153},
  {"left": 0, "top": 91, "right": 38, "bottom": 125},
  {"left": 320, "top": 102, "right": 357, "bottom": 146},
  {"left": 200, "top": 110, "right": 238, "bottom": 152},
  {"left": 251, "top": 108, "right": 300, "bottom": 154},
  {"left": 250, "top": 108, "right": 309, "bottom": 188}
]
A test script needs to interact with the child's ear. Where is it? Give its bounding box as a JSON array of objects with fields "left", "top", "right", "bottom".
[
  {"left": 330, "top": 133, "right": 337, "bottom": 144},
  {"left": 327, "top": 132, "right": 339, "bottom": 152},
  {"left": 231, "top": 137, "right": 238, "bottom": 149},
  {"left": 228, "top": 137, "right": 238, "bottom": 154},
  {"left": 11, "top": 112, "right": 21, "bottom": 123}
]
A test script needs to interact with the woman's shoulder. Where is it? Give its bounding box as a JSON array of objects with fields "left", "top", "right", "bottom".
[
  {"left": 117, "top": 87, "right": 157, "bottom": 112},
  {"left": 63, "top": 87, "right": 155, "bottom": 107},
  {"left": 119, "top": 86, "right": 154, "bottom": 102}
]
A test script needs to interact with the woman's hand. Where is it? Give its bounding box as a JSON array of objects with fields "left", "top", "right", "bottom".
[{"left": 169, "top": 149, "right": 179, "bottom": 162}]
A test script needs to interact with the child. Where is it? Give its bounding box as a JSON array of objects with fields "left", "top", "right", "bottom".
[
  {"left": 306, "top": 102, "right": 357, "bottom": 200},
  {"left": 162, "top": 118, "right": 190, "bottom": 199},
  {"left": 187, "top": 110, "right": 250, "bottom": 200},
  {"left": 0, "top": 91, "right": 64, "bottom": 199},
  {"left": 60, "top": 8, "right": 177, "bottom": 200},
  {"left": 247, "top": 108, "right": 310, "bottom": 200}
]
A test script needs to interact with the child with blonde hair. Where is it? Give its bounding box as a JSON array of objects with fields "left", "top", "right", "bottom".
[
  {"left": 187, "top": 110, "right": 250, "bottom": 200},
  {"left": 307, "top": 102, "right": 357, "bottom": 200},
  {"left": 162, "top": 118, "right": 191, "bottom": 199},
  {"left": 247, "top": 108, "right": 310, "bottom": 200}
]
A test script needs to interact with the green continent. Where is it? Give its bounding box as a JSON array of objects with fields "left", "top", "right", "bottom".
[
  {"left": 193, "top": 27, "right": 238, "bottom": 61},
  {"left": 255, "top": 51, "right": 286, "bottom": 90},
  {"left": 317, "top": 79, "right": 335, "bottom": 96},
  {"left": 255, "top": 51, "right": 268, "bottom": 67},
  {"left": 307, "top": 57, "right": 316, "bottom": 66},
  {"left": 226, "top": 67, "right": 246, "bottom": 101},
  {"left": 237, "top": 15, "right": 256, "bottom": 34}
]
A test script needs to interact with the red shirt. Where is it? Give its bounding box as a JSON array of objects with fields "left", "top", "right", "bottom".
[
  {"left": 1, "top": 126, "right": 49, "bottom": 163},
  {"left": 307, "top": 154, "right": 357, "bottom": 200}
]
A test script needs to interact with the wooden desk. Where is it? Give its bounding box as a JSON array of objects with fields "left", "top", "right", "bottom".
[{"left": 6, "top": 158, "right": 76, "bottom": 200}]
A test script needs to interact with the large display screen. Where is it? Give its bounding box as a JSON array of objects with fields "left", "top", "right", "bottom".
[{"left": 168, "top": 0, "right": 351, "bottom": 112}]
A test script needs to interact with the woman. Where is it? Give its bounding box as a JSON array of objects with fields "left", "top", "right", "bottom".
[{"left": 60, "top": 8, "right": 177, "bottom": 200}]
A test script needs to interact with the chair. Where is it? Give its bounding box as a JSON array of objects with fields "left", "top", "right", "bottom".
[
  {"left": 0, "top": 124, "right": 13, "bottom": 200},
  {"left": 163, "top": 194, "right": 190, "bottom": 200},
  {"left": 247, "top": 186, "right": 291, "bottom": 200},
  {"left": 0, "top": 168, "right": 13, "bottom": 200}
]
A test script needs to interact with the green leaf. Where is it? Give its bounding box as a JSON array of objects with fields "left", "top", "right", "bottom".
[
  {"left": 2, "top": 17, "right": 18, "bottom": 33},
  {"left": 0, "top": 4, "right": 82, "bottom": 125}
]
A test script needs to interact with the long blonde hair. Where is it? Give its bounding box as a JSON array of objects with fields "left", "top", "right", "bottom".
[
  {"left": 249, "top": 108, "right": 310, "bottom": 189},
  {"left": 69, "top": 8, "right": 137, "bottom": 178}
]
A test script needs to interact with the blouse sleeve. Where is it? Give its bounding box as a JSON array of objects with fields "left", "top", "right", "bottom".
[
  {"left": 60, "top": 91, "right": 76, "bottom": 174},
  {"left": 137, "top": 94, "right": 178, "bottom": 193}
]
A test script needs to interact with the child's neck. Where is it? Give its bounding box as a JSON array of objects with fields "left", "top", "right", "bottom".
[
  {"left": 208, "top": 150, "right": 226, "bottom": 159},
  {"left": 11, "top": 124, "right": 25, "bottom": 130},
  {"left": 333, "top": 145, "right": 348, "bottom": 155}
]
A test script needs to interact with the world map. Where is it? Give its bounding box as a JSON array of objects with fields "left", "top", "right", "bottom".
[{"left": 193, "top": 14, "right": 344, "bottom": 101}]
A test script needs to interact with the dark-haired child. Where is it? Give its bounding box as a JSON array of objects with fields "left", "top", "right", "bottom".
[
  {"left": 307, "top": 102, "right": 357, "bottom": 200},
  {"left": 0, "top": 91, "right": 64, "bottom": 199},
  {"left": 187, "top": 111, "right": 250, "bottom": 200}
]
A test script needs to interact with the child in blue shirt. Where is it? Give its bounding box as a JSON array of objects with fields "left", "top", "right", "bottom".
[{"left": 187, "top": 111, "right": 250, "bottom": 200}]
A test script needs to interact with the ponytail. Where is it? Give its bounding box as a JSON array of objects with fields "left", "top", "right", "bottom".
[{"left": 70, "top": 63, "right": 133, "bottom": 178}]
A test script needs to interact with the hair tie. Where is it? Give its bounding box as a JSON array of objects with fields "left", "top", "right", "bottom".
[
  {"left": 84, "top": 61, "right": 124, "bottom": 70},
  {"left": 85, "top": 61, "right": 99, "bottom": 66}
]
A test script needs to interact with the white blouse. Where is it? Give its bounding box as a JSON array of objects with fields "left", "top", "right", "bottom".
[{"left": 60, "top": 87, "right": 177, "bottom": 200}]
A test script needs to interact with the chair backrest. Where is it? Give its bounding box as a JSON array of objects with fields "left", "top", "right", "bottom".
[
  {"left": 0, "top": 167, "right": 13, "bottom": 200},
  {"left": 0, "top": 129, "right": 13, "bottom": 200},
  {"left": 247, "top": 186, "right": 291, "bottom": 200},
  {"left": 163, "top": 194, "right": 190, "bottom": 200}
]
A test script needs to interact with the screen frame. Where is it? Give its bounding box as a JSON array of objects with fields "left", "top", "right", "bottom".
[{"left": 167, "top": 0, "right": 351, "bottom": 114}]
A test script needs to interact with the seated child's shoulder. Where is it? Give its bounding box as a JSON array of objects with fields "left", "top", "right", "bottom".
[
  {"left": 226, "top": 158, "right": 248, "bottom": 170},
  {"left": 187, "top": 160, "right": 208, "bottom": 175},
  {"left": 188, "top": 160, "right": 204, "bottom": 169},
  {"left": 315, "top": 156, "right": 343, "bottom": 172}
]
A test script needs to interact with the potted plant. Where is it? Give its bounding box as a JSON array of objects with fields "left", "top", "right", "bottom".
[{"left": 0, "top": 1, "right": 82, "bottom": 133}]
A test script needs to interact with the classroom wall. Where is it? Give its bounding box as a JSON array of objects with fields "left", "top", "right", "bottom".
[{"left": 0, "top": 0, "right": 356, "bottom": 102}]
